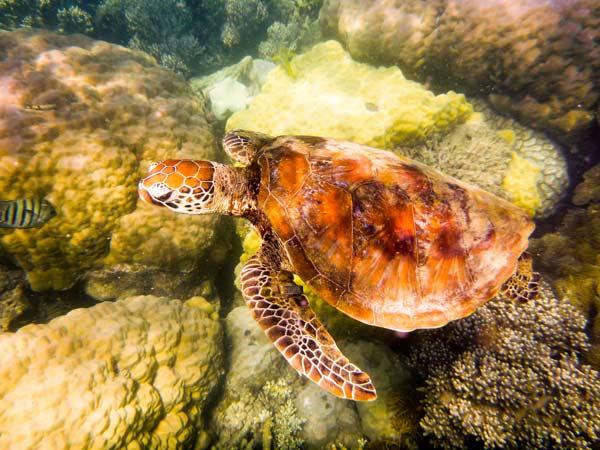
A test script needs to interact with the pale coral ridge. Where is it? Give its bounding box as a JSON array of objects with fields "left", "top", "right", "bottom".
[
  {"left": 320, "top": 0, "right": 600, "bottom": 141},
  {"left": 227, "top": 40, "right": 473, "bottom": 147}
]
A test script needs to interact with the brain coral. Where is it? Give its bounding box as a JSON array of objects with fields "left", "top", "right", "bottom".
[
  {"left": 408, "top": 283, "right": 600, "bottom": 449},
  {"left": 226, "top": 40, "right": 473, "bottom": 147},
  {"left": 402, "top": 101, "right": 569, "bottom": 218},
  {"left": 0, "top": 29, "right": 219, "bottom": 291},
  {"left": 0, "top": 294, "right": 223, "bottom": 449},
  {"left": 320, "top": 0, "right": 600, "bottom": 142}
]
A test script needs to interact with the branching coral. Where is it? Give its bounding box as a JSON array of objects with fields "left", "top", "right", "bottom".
[
  {"left": 0, "top": 0, "right": 97, "bottom": 32},
  {"left": 408, "top": 283, "right": 600, "bottom": 449},
  {"left": 258, "top": 0, "right": 323, "bottom": 60},
  {"left": 0, "top": 29, "right": 219, "bottom": 290},
  {"left": 320, "top": 0, "right": 600, "bottom": 143},
  {"left": 123, "top": 0, "right": 204, "bottom": 77},
  {"left": 0, "top": 295, "right": 224, "bottom": 449}
]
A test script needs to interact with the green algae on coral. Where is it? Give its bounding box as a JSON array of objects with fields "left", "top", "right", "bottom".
[{"left": 271, "top": 46, "right": 298, "bottom": 79}]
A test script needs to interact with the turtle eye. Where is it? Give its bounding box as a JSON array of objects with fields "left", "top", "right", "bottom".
[{"left": 148, "top": 161, "right": 160, "bottom": 172}]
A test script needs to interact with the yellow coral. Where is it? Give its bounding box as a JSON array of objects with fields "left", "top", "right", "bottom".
[
  {"left": 0, "top": 295, "right": 224, "bottom": 449},
  {"left": 0, "top": 29, "right": 217, "bottom": 290},
  {"left": 496, "top": 128, "right": 516, "bottom": 145},
  {"left": 502, "top": 152, "right": 541, "bottom": 216},
  {"left": 227, "top": 40, "right": 472, "bottom": 147}
]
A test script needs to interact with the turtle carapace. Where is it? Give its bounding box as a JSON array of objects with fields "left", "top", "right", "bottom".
[{"left": 138, "top": 130, "right": 539, "bottom": 401}]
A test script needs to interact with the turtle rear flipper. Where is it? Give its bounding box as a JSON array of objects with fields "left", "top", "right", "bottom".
[
  {"left": 240, "top": 240, "right": 377, "bottom": 401},
  {"left": 500, "top": 253, "right": 540, "bottom": 302}
]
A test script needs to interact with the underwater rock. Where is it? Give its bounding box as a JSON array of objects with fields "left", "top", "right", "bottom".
[
  {"left": 0, "top": 29, "right": 220, "bottom": 291},
  {"left": 408, "top": 282, "right": 600, "bottom": 449},
  {"left": 83, "top": 264, "right": 217, "bottom": 303},
  {"left": 227, "top": 40, "right": 473, "bottom": 148},
  {"left": 190, "top": 56, "right": 276, "bottom": 122},
  {"left": 209, "top": 306, "right": 306, "bottom": 449},
  {"left": 320, "top": 0, "right": 600, "bottom": 143},
  {"left": 344, "top": 341, "right": 420, "bottom": 448},
  {"left": 0, "top": 265, "right": 29, "bottom": 331},
  {"left": 0, "top": 295, "right": 224, "bottom": 449},
  {"left": 294, "top": 380, "right": 363, "bottom": 448},
  {"left": 402, "top": 101, "right": 569, "bottom": 218},
  {"left": 211, "top": 306, "right": 375, "bottom": 449}
]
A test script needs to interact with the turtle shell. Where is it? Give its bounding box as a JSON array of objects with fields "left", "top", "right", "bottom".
[{"left": 256, "top": 136, "right": 534, "bottom": 331}]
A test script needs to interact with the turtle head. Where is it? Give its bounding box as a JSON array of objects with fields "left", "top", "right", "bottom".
[
  {"left": 139, "top": 159, "right": 252, "bottom": 216},
  {"left": 139, "top": 159, "right": 220, "bottom": 214}
]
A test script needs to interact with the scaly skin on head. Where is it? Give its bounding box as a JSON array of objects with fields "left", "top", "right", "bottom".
[{"left": 138, "top": 159, "right": 257, "bottom": 217}]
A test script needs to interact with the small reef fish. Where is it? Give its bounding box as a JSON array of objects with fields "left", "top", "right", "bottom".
[
  {"left": 0, "top": 198, "right": 57, "bottom": 228},
  {"left": 24, "top": 103, "right": 57, "bottom": 111}
]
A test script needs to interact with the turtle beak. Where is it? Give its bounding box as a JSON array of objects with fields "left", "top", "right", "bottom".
[{"left": 138, "top": 182, "right": 161, "bottom": 206}]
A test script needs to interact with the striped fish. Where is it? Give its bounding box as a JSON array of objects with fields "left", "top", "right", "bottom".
[{"left": 0, "top": 198, "right": 57, "bottom": 229}]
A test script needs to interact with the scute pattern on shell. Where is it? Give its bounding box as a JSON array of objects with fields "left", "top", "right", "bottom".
[{"left": 256, "top": 136, "right": 534, "bottom": 331}]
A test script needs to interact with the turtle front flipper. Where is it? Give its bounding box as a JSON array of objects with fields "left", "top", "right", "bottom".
[
  {"left": 223, "top": 130, "right": 273, "bottom": 165},
  {"left": 500, "top": 253, "right": 540, "bottom": 301},
  {"left": 240, "top": 241, "right": 377, "bottom": 401}
]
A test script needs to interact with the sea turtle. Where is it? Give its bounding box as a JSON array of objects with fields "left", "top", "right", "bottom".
[{"left": 138, "top": 130, "right": 539, "bottom": 401}]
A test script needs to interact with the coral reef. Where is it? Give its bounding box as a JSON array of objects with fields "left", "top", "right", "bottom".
[
  {"left": 1, "top": 1, "right": 322, "bottom": 77},
  {"left": 0, "top": 265, "right": 28, "bottom": 331},
  {"left": 209, "top": 306, "right": 307, "bottom": 449},
  {"left": 0, "top": 295, "right": 224, "bottom": 449},
  {"left": 0, "top": 0, "right": 96, "bottom": 32},
  {"left": 121, "top": 0, "right": 204, "bottom": 78},
  {"left": 320, "top": 0, "right": 600, "bottom": 143},
  {"left": 190, "top": 56, "right": 276, "bottom": 122},
  {"left": 530, "top": 164, "right": 600, "bottom": 314},
  {"left": 83, "top": 265, "right": 217, "bottom": 303},
  {"left": 530, "top": 164, "right": 600, "bottom": 368},
  {"left": 227, "top": 40, "right": 473, "bottom": 147},
  {"left": 402, "top": 101, "right": 569, "bottom": 218},
  {"left": 0, "top": 29, "right": 220, "bottom": 291},
  {"left": 408, "top": 283, "right": 600, "bottom": 449},
  {"left": 345, "top": 341, "right": 420, "bottom": 449}
]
